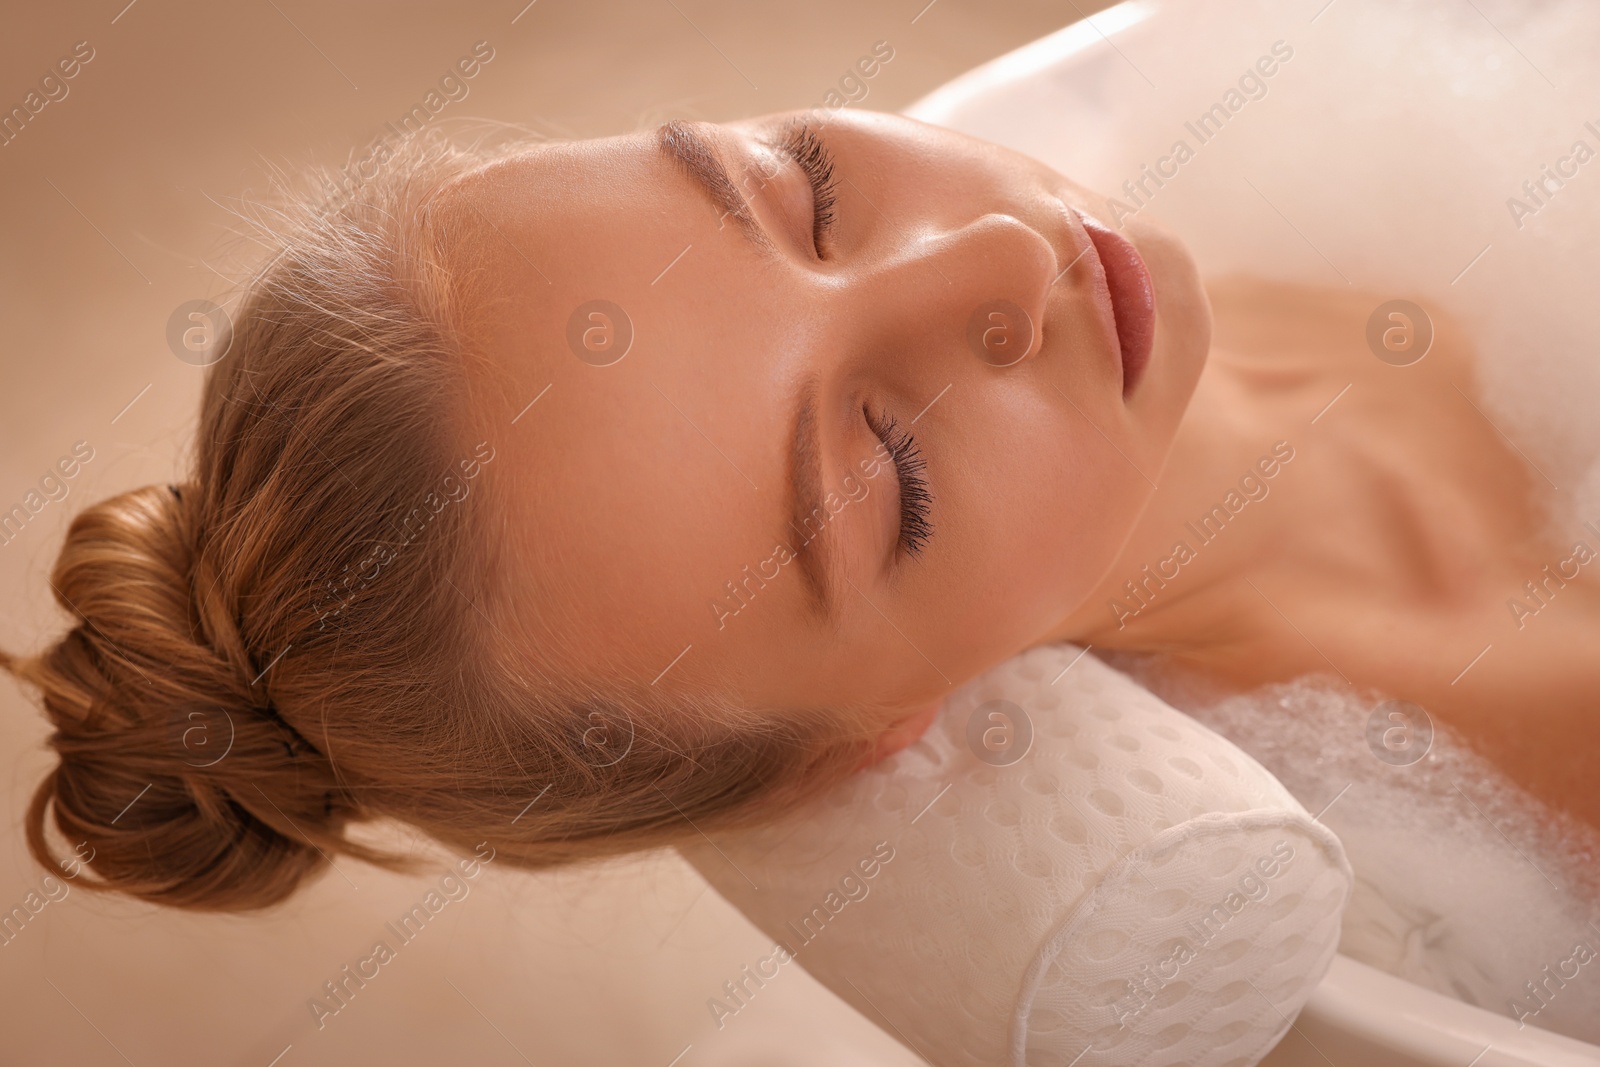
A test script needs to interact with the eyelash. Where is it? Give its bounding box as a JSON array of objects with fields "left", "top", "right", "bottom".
[
  {"left": 864, "top": 407, "right": 933, "bottom": 558},
  {"left": 778, "top": 130, "right": 929, "bottom": 557},
  {"left": 781, "top": 123, "right": 839, "bottom": 254}
]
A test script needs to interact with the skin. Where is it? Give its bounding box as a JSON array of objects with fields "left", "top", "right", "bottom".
[
  {"left": 445, "top": 109, "right": 1599, "bottom": 826},
  {"left": 449, "top": 108, "right": 1208, "bottom": 760},
  {"left": 1048, "top": 276, "right": 1600, "bottom": 828}
]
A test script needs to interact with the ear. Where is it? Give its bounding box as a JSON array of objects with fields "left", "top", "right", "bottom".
[{"left": 856, "top": 699, "right": 942, "bottom": 770}]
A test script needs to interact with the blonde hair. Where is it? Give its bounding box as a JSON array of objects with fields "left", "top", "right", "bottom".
[{"left": 2, "top": 127, "right": 873, "bottom": 913}]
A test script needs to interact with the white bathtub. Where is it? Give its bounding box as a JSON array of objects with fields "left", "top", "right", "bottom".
[{"left": 1262, "top": 956, "right": 1600, "bottom": 1066}]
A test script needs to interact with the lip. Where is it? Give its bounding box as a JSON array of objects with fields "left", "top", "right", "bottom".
[{"left": 1077, "top": 210, "right": 1156, "bottom": 397}]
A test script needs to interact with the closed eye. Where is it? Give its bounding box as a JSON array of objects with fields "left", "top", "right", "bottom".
[
  {"left": 779, "top": 122, "right": 839, "bottom": 256},
  {"left": 864, "top": 406, "right": 933, "bottom": 558}
]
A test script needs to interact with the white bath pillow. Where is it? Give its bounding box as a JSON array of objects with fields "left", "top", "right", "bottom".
[{"left": 679, "top": 643, "right": 1352, "bottom": 1067}]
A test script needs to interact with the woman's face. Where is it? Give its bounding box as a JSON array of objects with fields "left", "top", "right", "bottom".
[{"left": 448, "top": 109, "right": 1209, "bottom": 757}]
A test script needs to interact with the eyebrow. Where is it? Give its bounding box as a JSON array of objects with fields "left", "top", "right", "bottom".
[
  {"left": 787, "top": 380, "right": 838, "bottom": 622},
  {"left": 656, "top": 120, "right": 775, "bottom": 253}
]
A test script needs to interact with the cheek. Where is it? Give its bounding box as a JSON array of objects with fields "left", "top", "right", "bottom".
[
  {"left": 930, "top": 399, "right": 1148, "bottom": 662},
  {"left": 1009, "top": 437, "right": 1146, "bottom": 614}
]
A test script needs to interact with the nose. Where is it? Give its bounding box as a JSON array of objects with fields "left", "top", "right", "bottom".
[{"left": 865, "top": 212, "right": 1057, "bottom": 369}]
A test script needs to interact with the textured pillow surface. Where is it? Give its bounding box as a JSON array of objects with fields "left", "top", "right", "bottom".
[{"left": 680, "top": 644, "right": 1352, "bottom": 1067}]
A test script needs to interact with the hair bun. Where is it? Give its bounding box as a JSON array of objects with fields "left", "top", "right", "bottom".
[{"left": 6, "top": 484, "right": 370, "bottom": 911}]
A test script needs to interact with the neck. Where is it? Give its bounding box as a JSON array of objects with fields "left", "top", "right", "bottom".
[{"left": 1048, "top": 345, "right": 1297, "bottom": 653}]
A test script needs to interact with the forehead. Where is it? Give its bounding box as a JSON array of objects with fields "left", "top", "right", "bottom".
[
  {"left": 446, "top": 133, "right": 681, "bottom": 274},
  {"left": 438, "top": 131, "right": 819, "bottom": 688}
]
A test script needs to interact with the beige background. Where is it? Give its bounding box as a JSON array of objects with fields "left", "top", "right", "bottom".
[{"left": 0, "top": 1, "right": 1114, "bottom": 1064}]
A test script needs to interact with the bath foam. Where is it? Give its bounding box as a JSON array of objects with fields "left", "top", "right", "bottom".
[
  {"left": 679, "top": 643, "right": 1352, "bottom": 1067},
  {"left": 1110, "top": 653, "right": 1600, "bottom": 1045}
]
